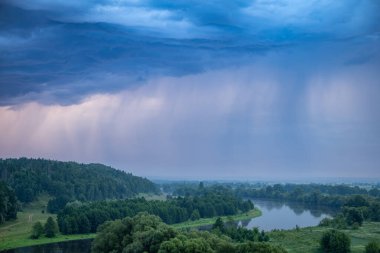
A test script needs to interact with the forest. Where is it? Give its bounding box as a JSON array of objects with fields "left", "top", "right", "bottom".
[
  {"left": 0, "top": 158, "right": 158, "bottom": 212},
  {"left": 91, "top": 213, "right": 285, "bottom": 253},
  {"left": 0, "top": 181, "right": 18, "bottom": 224},
  {"left": 57, "top": 186, "right": 253, "bottom": 234}
]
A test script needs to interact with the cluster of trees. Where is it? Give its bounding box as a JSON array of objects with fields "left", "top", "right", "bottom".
[
  {"left": 91, "top": 213, "right": 287, "bottom": 253},
  {"left": 235, "top": 184, "right": 380, "bottom": 213},
  {"left": 319, "top": 195, "right": 380, "bottom": 229},
  {"left": 0, "top": 181, "right": 18, "bottom": 223},
  {"left": 212, "top": 217, "right": 269, "bottom": 243},
  {"left": 57, "top": 188, "right": 253, "bottom": 235},
  {"left": 31, "top": 217, "right": 59, "bottom": 239},
  {"left": 0, "top": 158, "right": 158, "bottom": 212},
  {"left": 234, "top": 183, "right": 380, "bottom": 197}
]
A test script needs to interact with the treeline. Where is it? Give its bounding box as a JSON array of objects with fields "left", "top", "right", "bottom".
[
  {"left": 163, "top": 182, "right": 380, "bottom": 198},
  {"left": 234, "top": 184, "right": 380, "bottom": 208},
  {"left": 0, "top": 181, "right": 18, "bottom": 223},
  {"left": 0, "top": 158, "right": 158, "bottom": 212},
  {"left": 91, "top": 213, "right": 286, "bottom": 253},
  {"left": 319, "top": 195, "right": 380, "bottom": 229},
  {"left": 57, "top": 187, "right": 253, "bottom": 234}
]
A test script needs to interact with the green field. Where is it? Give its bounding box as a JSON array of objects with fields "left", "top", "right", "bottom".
[
  {"left": 0, "top": 196, "right": 95, "bottom": 251},
  {"left": 269, "top": 222, "right": 380, "bottom": 253},
  {"left": 171, "top": 208, "right": 262, "bottom": 229}
]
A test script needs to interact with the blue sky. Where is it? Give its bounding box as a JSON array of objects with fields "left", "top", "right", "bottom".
[{"left": 0, "top": 0, "right": 379, "bottom": 179}]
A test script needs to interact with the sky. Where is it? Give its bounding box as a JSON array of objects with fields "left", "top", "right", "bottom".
[{"left": 0, "top": 0, "right": 380, "bottom": 180}]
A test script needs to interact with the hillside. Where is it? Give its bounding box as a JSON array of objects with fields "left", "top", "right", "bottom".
[{"left": 0, "top": 158, "right": 158, "bottom": 211}]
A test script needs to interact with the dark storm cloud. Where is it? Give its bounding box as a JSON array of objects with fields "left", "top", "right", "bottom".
[{"left": 1, "top": 0, "right": 379, "bottom": 104}]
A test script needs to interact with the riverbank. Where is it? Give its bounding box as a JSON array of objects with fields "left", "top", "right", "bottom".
[
  {"left": 171, "top": 208, "right": 262, "bottom": 229},
  {"left": 0, "top": 205, "right": 261, "bottom": 251}
]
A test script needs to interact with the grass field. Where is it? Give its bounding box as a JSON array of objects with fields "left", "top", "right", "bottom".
[
  {"left": 0, "top": 195, "right": 95, "bottom": 251},
  {"left": 171, "top": 208, "right": 262, "bottom": 229},
  {"left": 269, "top": 222, "right": 380, "bottom": 253}
]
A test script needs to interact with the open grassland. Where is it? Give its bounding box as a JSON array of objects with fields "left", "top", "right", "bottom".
[
  {"left": 171, "top": 208, "right": 262, "bottom": 229},
  {"left": 269, "top": 222, "right": 380, "bottom": 253},
  {"left": 0, "top": 195, "right": 95, "bottom": 251}
]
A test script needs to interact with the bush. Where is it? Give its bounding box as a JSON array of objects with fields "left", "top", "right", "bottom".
[
  {"left": 366, "top": 241, "right": 380, "bottom": 253},
  {"left": 30, "top": 221, "right": 44, "bottom": 239},
  {"left": 320, "top": 229, "right": 351, "bottom": 253},
  {"left": 44, "top": 217, "right": 59, "bottom": 238}
]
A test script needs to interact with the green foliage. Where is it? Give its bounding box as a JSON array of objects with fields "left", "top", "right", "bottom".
[
  {"left": 30, "top": 221, "right": 44, "bottom": 239},
  {"left": 92, "top": 213, "right": 287, "bottom": 253},
  {"left": 0, "top": 158, "right": 158, "bottom": 209},
  {"left": 0, "top": 181, "right": 18, "bottom": 223},
  {"left": 190, "top": 209, "right": 200, "bottom": 221},
  {"left": 365, "top": 241, "right": 380, "bottom": 253},
  {"left": 44, "top": 217, "right": 59, "bottom": 238},
  {"left": 212, "top": 217, "right": 225, "bottom": 232},
  {"left": 320, "top": 229, "right": 351, "bottom": 253},
  {"left": 235, "top": 242, "right": 287, "bottom": 253},
  {"left": 92, "top": 213, "right": 177, "bottom": 253},
  {"left": 343, "top": 207, "right": 364, "bottom": 226},
  {"left": 58, "top": 186, "right": 253, "bottom": 235}
]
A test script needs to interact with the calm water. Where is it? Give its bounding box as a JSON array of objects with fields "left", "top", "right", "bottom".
[
  {"left": 1, "top": 239, "right": 92, "bottom": 253},
  {"left": 239, "top": 199, "right": 333, "bottom": 231}
]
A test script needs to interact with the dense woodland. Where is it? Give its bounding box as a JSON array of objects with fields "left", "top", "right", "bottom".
[
  {"left": 0, "top": 181, "right": 18, "bottom": 224},
  {"left": 0, "top": 158, "right": 158, "bottom": 212},
  {"left": 91, "top": 213, "right": 286, "bottom": 253},
  {"left": 57, "top": 186, "right": 253, "bottom": 234}
]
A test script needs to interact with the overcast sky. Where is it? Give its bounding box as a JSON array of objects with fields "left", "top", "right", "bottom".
[{"left": 0, "top": 0, "right": 379, "bottom": 180}]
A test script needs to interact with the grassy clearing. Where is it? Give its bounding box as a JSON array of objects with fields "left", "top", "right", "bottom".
[
  {"left": 171, "top": 208, "right": 262, "bottom": 229},
  {"left": 0, "top": 195, "right": 95, "bottom": 250},
  {"left": 269, "top": 222, "right": 380, "bottom": 253},
  {"left": 136, "top": 193, "right": 167, "bottom": 201}
]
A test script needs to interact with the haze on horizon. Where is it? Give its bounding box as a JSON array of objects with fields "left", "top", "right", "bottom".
[{"left": 0, "top": 0, "right": 379, "bottom": 180}]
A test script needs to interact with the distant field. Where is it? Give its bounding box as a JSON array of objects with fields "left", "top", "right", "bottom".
[
  {"left": 136, "top": 193, "right": 167, "bottom": 201},
  {"left": 269, "top": 222, "right": 380, "bottom": 253}
]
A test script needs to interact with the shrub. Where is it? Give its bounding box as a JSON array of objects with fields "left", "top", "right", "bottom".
[{"left": 320, "top": 229, "right": 350, "bottom": 253}]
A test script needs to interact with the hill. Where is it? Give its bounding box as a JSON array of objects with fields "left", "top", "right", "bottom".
[{"left": 0, "top": 158, "right": 158, "bottom": 212}]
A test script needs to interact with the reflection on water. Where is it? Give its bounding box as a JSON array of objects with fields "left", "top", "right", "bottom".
[
  {"left": 241, "top": 199, "right": 334, "bottom": 231},
  {"left": 1, "top": 239, "right": 92, "bottom": 253}
]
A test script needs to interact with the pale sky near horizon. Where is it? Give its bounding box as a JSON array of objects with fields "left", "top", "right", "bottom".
[{"left": 0, "top": 0, "right": 379, "bottom": 179}]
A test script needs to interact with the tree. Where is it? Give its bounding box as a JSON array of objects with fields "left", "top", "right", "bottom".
[
  {"left": 320, "top": 229, "right": 351, "bottom": 253},
  {"left": 366, "top": 241, "right": 380, "bottom": 253},
  {"left": 212, "top": 217, "right": 224, "bottom": 232},
  {"left": 31, "top": 221, "right": 44, "bottom": 239},
  {"left": 44, "top": 217, "right": 58, "bottom": 238},
  {"left": 190, "top": 209, "right": 201, "bottom": 221},
  {"left": 343, "top": 207, "right": 364, "bottom": 226}
]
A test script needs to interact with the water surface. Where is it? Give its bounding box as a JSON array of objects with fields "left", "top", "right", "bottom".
[
  {"left": 239, "top": 199, "right": 333, "bottom": 231},
  {"left": 2, "top": 239, "right": 92, "bottom": 253}
]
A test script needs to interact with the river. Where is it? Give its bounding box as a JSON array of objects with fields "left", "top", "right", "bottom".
[{"left": 238, "top": 199, "right": 334, "bottom": 231}]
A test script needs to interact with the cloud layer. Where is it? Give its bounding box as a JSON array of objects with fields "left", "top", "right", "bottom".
[{"left": 1, "top": 0, "right": 380, "bottom": 179}]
